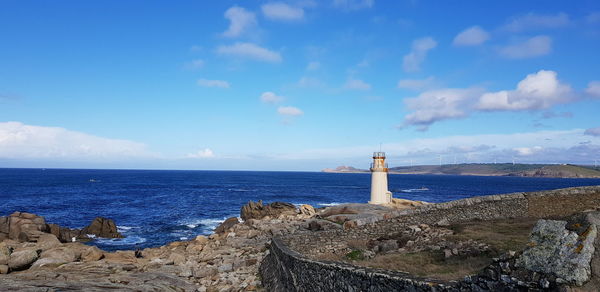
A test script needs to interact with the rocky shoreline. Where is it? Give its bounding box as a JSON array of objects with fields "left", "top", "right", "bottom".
[{"left": 0, "top": 201, "right": 328, "bottom": 291}]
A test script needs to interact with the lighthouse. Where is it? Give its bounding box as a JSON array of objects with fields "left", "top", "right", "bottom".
[{"left": 369, "top": 152, "right": 392, "bottom": 204}]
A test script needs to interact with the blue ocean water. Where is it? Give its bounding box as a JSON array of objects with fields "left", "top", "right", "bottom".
[{"left": 1, "top": 168, "right": 599, "bottom": 251}]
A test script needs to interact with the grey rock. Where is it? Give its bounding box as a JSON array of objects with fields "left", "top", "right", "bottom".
[
  {"left": 515, "top": 219, "right": 596, "bottom": 286},
  {"left": 8, "top": 249, "right": 39, "bottom": 271}
]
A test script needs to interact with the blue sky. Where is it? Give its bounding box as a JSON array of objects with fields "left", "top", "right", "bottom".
[{"left": 1, "top": 0, "right": 600, "bottom": 170}]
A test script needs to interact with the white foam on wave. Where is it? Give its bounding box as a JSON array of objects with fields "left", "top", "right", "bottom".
[
  {"left": 117, "top": 225, "right": 138, "bottom": 232},
  {"left": 318, "top": 202, "right": 346, "bottom": 207},
  {"left": 95, "top": 235, "right": 146, "bottom": 246}
]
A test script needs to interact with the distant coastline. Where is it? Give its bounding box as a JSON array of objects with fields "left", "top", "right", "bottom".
[{"left": 322, "top": 163, "right": 600, "bottom": 178}]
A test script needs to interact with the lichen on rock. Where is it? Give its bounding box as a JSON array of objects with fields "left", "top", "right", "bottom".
[{"left": 515, "top": 218, "right": 597, "bottom": 286}]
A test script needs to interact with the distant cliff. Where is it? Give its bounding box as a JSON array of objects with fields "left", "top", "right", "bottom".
[{"left": 322, "top": 163, "right": 600, "bottom": 178}]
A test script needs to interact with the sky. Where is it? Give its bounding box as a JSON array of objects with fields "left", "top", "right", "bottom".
[{"left": 1, "top": 0, "right": 600, "bottom": 171}]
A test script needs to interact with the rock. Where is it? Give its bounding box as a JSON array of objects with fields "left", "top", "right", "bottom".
[
  {"left": 48, "top": 223, "right": 89, "bottom": 243},
  {"left": 81, "top": 246, "right": 104, "bottom": 262},
  {"left": 0, "top": 264, "right": 8, "bottom": 274},
  {"left": 168, "top": 252, "right": 186, "bottom": 266},
  {"left": 81, "top": 217, "right": 123, "bottom": 238},
  {"left": 8, "top": 249, "right": 39, "bottom": 271},
  {"left": 218, "top": 262, "right": 233, "bottom": 273},
  {"left": 195, "top": 235, "right": 208, "bottom": 244},
  {"left": 40, "top": 246, "right": 78, "bottom": 263},
  {"left": 307, "top": 219, "right": 343, "bottom": 231},
  {"left": 378, "top": 240, "right": 399, "bottom": 253},
  {"left": 299, "top": 204, "right": 316, "bottom": 216},
  {"left": 30, "top": 257, "right": 68, "bottom": 269},
  {"left": 35, "top": 233, "right": 62, "bottom": 251},
  {"left": 0, "top": 242, "right": 10, "bottom": 265},
  {"left": 2, "top": 212, "right": 49, "bottom": 242},
  {"left": 388, "top": 198, "right": 430, "bottom": 210},
  {"left": 240, "top": 200, "right": 297, "bottom": 221},
  {"left": 436, "top": 218, "right": 451, "bottom": 227},
  {"left": 515, "top": 218, "right": 597, "bottom": 286},
  {"left": 214, "top": 217, "right": 239, "bottom": 234}
]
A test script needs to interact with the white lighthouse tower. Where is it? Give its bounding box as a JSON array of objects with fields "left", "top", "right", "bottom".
[{"left": 369, "top": 152, "right": 392, "bottom": 204}]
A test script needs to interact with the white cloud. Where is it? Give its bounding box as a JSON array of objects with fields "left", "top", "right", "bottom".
[
  {"left": 586, "top": 81, "right": 600, "bottom": 98},
  {"left": 260, "top": 91, "right": 284, "bottom": 104},
  {"left": 476, "top": 70, "right": 573, "bottom": 111},
  {"left": 453, "top": 26, "right": 490, "bottom": 46},
  {"left": 344, "top": 78, "right": 371, "bottom": 90},
  {"left": 0, "top": 121, "right": 151, "bottom": 160},
  {"left": 222, "top": 6, "right": 257, "bottom": 38},
  {"left": 197, "top": 79, "right": 230, "bottom": 88},
  {"left": 401, "top": 87, "right": 484, "bottom": 130},
  {"left": 262, "top": 2, "right": 304, "bottom": 21},
  {"left": 273, "top": 129, "right": 600, "bottom": 165},
  {"left": 401, "top": 70, "right": 576, "bottom": 130},
  {"left": 187, "top": 148, "right": 215, "bottom": 158},
  {"left": 184, "top": 59, "right": 204, "bottom": 70},
  {"left": 585, "top": 127, "right": 600, "bottom": 137},
  {"left": 397, "top": 76, "right": 436, "bottom": 91},
  {"left": 499, "top": 35, "right": 552, "bottom": 59},
  {"left": 403, "top": 37, "right": 437, "bottom": 72},
  {"left": 333, "top": 0, "right": 374, "bottom": 10},
  {"left": 502, "top": 12, "right": 570, "bottom": 32},
  {"left": 306, "top": 61, "right": 320, "bottom": 70},
  {"left": 277, "top": 106, "right": 304, "bottom": 116},
  {"left": 216, "top": 42, "right": 282, "bottom": 63},
  {"left": 513, "top": 146, "right": 543, "bottom": 156}
]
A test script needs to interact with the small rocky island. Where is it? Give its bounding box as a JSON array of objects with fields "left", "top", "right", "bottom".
[{"left": 1, "top": 186, "right": 600, "bottom": 291}]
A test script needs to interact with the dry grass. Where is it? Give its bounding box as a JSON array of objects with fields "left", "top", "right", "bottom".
[
  {"left": 355, "top": 251, "right": 493, "bottom": 281},
  {"left": 335, "top": 217, "right": 539, "bottom": 281},
  {"left": 445, "top": 217, "right": 538, "bottom": 252}
]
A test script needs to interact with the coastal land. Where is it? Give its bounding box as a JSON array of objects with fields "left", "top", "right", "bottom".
[
  {"left": 323, "top": 163, "right": 600, "bottom": 178},
  {"left": 2, "top": 186, "right": 600, "bottom": 291}
]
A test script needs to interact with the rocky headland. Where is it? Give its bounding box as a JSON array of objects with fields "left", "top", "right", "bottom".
[{"left": 2, "top": 186, "right": 600, "bottom": 291}]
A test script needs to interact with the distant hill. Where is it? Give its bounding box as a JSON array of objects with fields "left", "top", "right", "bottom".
[
  {"left": 321, "top": 166, "right": 368, "bottom": 173},
  {"left": 322, "top": 163, "right": 600, "bottom": 178}
]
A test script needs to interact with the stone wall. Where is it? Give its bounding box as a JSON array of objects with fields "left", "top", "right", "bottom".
[
  {"left": 261, "top": 186, "right": 600, "bottom": 290},
  {"left": 285, "top": 186, "right": 600, "bottom": 257}
]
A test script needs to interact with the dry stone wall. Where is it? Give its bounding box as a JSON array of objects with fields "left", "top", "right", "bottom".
[{"left": 261, "top": 186, "right": 600, "bottom": 291}]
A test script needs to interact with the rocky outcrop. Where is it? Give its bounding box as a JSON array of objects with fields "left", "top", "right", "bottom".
[
  {"left": 214, "top": 217, "right": 239, "bottom": 234},
  {"left": 0, "top": 203, "right": 316, "bottom": 291},
  {"left": 81, "top": 217, "right": 123, "bottom": 238},
  {"left": 240, "top": 200, "right": 297, "bottom": 221},
  {"left": 0, "top": 212, "right": 49, "bottom": 242}
]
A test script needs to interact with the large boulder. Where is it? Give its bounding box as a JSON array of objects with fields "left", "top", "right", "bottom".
[
  {"left": 214, "top": 217, "right": 240, "bottom": 234},
  {"left": 48, "top": 223, "right": 89, "bottom": 243},
  {"left": 35, "top": 233, "right": 62, "bottom": 251},
  {"left": 0, "top": 242, "right": 9, "bottom": 265},
  {"left": 516, "top": 218, "right": 597, "bottom": 286},
  {"left": 299, "top": 204, "right": 316, "bottom": 216},
  {"left": 40, "top": 246, "right": 79, "bottom": 263},
  {"left": 8, "top": 249, "right": 39, "bottom": 271},
  {"left": 81, "top": 217, "right": 123, "bottom": 238},
  {"left": 240, "top": 200, "right": 297, "bottom": 221},
  {"left": 1, "top": 212, "right": 49, "bottom": 242}
]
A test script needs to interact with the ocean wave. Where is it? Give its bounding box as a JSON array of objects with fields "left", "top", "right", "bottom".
[
  {"left": 178, "top": 216, "right": 239, "bottom": 230},
  {"left": 117, "top": 225, "right": 138, "bottom": 232},
  {"left": 317, "top": 202, "right": 347, "bottom": 207},
  {"left": 95, "top": 235, "right": 146, "bottom": 246},
  {"left": 228, "top": 188, "right": 253, "bottom": 192}
]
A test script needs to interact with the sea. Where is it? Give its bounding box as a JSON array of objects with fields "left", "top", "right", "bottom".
[{"left": 1, "top": 168, "right": 600, "bottom": 251}]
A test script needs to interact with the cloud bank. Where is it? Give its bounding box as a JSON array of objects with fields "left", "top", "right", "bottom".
[
  {"left": 401, "top": 70, "right": 576, "bottom": 130},
  {"left": 0, "top": 122, "right": 151, "bottom": 161}
]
